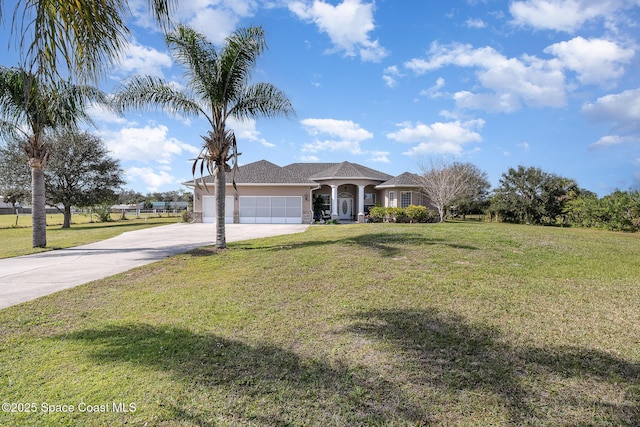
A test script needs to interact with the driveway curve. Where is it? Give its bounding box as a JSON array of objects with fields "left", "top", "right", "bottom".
[{"left": 0, "top": 223, "right": 308, "bottom": 309}]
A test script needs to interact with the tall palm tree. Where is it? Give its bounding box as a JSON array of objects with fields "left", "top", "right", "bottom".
[
  {"left": 0, "top": 66, "right": 105, "bottom": 247},
  {"left": 113, "top": 25, "right": 295, "bottom": 248},
  {"left": 2, "top": 0, "right": 176, "bottom": 85}
]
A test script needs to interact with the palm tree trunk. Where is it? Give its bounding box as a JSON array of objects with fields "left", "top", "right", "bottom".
[
  {"left": 31, "top": 166, "right": 47, "bottom": 247},
  {"left": 214, "top": 165, "right": 226, "bottom": 249},
  {"left": 62, "top": 204, "right": 72, "bottom": 228}
]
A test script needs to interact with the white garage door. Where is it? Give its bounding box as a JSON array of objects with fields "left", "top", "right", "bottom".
[
  {"left": 239, "top": 196, "right": 302, "bottom": 224},
  {"left": 202, "top": 195, "right": 234, "bottom": 223}
]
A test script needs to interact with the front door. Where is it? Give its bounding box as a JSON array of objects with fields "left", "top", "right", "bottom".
[{"left": 337, "top": 197, "right": 353, "bottom": 220}]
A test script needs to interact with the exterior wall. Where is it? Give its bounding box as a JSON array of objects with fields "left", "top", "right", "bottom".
[
  {"left": 191, "top": 184, "right": 314, "bottom": 223},
  {"left": 381, "top": 188, "right": 431, "bottom": 209}
]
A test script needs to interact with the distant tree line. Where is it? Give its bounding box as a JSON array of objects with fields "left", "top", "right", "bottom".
[{"left": 420, "top": 162, "right": 640, "bottom": 232}]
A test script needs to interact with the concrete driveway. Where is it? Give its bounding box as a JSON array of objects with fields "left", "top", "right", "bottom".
[{"left": 0, "top": 223, "right": 308, "bottom": 310}]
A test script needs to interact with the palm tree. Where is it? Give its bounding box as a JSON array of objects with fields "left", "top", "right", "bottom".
[
  {"left": 1, "top": 0, "right": 176, "bottom": 85},
  {"left": 113, "top": 24, "right": 295, "bottom": 248},
  {"left": 0, "top": 66, "right": 106, "bottom": 247}
]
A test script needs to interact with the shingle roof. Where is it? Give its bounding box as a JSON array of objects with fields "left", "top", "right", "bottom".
[
  {"left": 377, "top": 172, "right": 423, "bottom": 188},
  {"left": 291, "top": 161, "right": 393, "bottom": 181},
  {"left": 184, "top": 160, "right": 316, "bottom": 186},
  {"left": 184, "top": 160, "right": 409, "bottom": 187}
]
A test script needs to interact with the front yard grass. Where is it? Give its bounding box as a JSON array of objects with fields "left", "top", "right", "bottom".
[
  {"left": 0, "top": 222, "right": 638, "bottom": 426},
  {"left": 0, "top": 215, "right": 180, "bottom": 258}
]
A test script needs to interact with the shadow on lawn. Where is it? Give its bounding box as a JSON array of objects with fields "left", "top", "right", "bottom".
[
  {"left": 346, "top": 309, "right": 640, "bottom": 426},
  {"left": 225, "top": 230, "right": 478, "bottom": 258},
  {"left": 60, "top": 323, "right": 430, "bottom": 425}
]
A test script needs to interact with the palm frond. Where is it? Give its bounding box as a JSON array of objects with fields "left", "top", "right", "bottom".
[
  {"left": 112, "top": 75, "right": 205, "bottom": 119},
  {"left": 231, "top": 82, "right": 295, "bottom": 120},
  {"left": 14, "top": 0, "right": 130, "bottom": 85},
  {"left": 219, "top": 26, "right": 267, "bottom": 104},
  {"left": 0, "top": 66, "right": 105, "bottom": 139},
  {"left": 165, "top": 25, "right": 219, "bottom": 103},
  {"left": 146, "top": 0, "right": 177, "bottom": 31}
]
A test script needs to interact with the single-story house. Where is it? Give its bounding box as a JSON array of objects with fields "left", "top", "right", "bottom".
[{"left": 183, "top": 160, "right": 428, "bottom": 224}]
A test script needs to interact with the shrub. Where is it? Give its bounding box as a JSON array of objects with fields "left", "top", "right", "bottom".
[
  {"left": 368, "top": 206, "right": 437, "bottom": 223},
  {"left": 405, "top": 205, "right": 429, "bottom": 223},
  {"left": 368, "top": 207, "right": 385, "bottom": 222},
  {"left": 387, "top": 207, "right": 407, "bottom": 223},
  {"left": 94, "top": 203, "right": 112, "bottom": 222},
  {"left": 181, "top": 210, "right": 194, "bottom": 223}
]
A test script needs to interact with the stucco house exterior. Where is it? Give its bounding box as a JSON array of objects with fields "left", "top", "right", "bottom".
[{"left": 183, "top": 159, "right": 428, "bottom": 224}]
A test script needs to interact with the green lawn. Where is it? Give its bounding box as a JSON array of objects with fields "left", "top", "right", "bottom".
[
  {"left": 0, "top": 214, "right": 180, "bottom": 258},
  {"left": 1, "top": 222, "right": 639, "bottom": 426}
]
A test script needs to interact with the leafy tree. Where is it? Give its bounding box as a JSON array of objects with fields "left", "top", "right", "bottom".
[
  {"left": 420, "top": 161, "right": 490, "bottom": 222},
  {"left": 598, "top": 190, "right": 640, "bottom": 232},
  {"left": 44, "top": 130, "right": 125, "bottom": 228},
  {"left": 491, "top": 165, "right": 578, "bottom": 225},
  {"left": 117, "top": 189, "right": 146, "bottom": 205},
  {"left": 564, "top": 189, "right": 640, "bottom": 231},
  {"left": 563, "top": 189, "right": 600, "bottom": 228},
  {"left": 0, "top": 137, "right": 30, "bottom": 204},
  {"left": 113, "top": 25, "right": 295, "bottom": 248},
  {"left": 451, "top": 166, "right": 491, "bottom": 218},
  {"left": 0, "top": 67, "right": 105, "bottom": 246}
]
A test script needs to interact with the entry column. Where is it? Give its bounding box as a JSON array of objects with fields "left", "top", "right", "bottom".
[
  {"left": 357, "top": 185, "right": 365, "bottom": 223},
  {"left": 331, "top": 185, "right": 338, "bottom": 217}
]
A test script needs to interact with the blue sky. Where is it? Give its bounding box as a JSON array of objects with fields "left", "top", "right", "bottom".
[{"left": 2, "top": 0, "right": 640, "bottom": 196}]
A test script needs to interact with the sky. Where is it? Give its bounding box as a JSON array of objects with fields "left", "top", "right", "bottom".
[{"left": 2, "top": 0, "right": 640, "bottom": 196}]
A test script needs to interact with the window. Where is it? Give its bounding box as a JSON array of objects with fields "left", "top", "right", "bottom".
[
  {"left": 388, "top": 191, "right": 395, "bottom": 208},
  {"left": 400, "top": 191, "right": 412, "bottom": 208},
  {"left": 319, "top": 194, "right": 330, "bottom": 212},
  {"left": 364, "top": 193, "right": 375, "bottom": 204},
  {"left": 364, "top": 192, "right": 376, "bottom": 213}
]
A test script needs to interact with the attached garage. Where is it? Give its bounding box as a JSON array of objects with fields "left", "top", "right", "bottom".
[
  {"left": 202, "top": 195, "right": 234, "bottom": 224},
  {"left": 239, "top": 196, "right": 302, "bottom": 224}
]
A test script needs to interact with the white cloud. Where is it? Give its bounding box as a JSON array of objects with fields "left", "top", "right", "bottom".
[
  {"left": 453, "top": 91, "right": 522, "bottom": 112},
  {"left": 386, "top": 119, "right": 485, "bottom": 156},
  {"left": 589, "top": 134, "right": 638, "bottom": 149},
  {"left": 420, "top": 77, "right": 446, "bottom": 98},
  {"left": 582, "top": 88, "right": 640, "bottom": 132},
  {"left": 227, "top": 117, "right": 276, "bottom": 148},
  {"left": 509, "top": 0, "right": 625, "bottom": 32},
  {"left": 88, "top": 104, "right": 128, "bottom": 125},
  {"left": 289, "top": 0, "right": 388, "bottom": 62},
  {"left": 126, "top": 166, "right": 179, "bottom": 192},
  {"left": 186, "top": 7, "right": 243, "bottom": 45},
  {"left": 300, "top": 118, "right": 373, "bottom": 154},
  {"left": 544, "top": 37, "right": 635, "bottom": 85},
  {"left": 299, "top": 155, "right": 320, "bottom": 162},
  {"left": 129, "top": 0, "right": 258, "bottom": 45},
  {"left": 465, "top": 18, "right": 487, "bottom": 29},
  {"left": 116, "top": 41, "right": 172, "bottom": 77},
  {"left": 382, "top": 65, "right": 402, "bottom": 88},
  {"left": 99, "top": 124, "right": 200, "bottom": 164},
  {"left": 368, "top": 150, "right": 390, "bottom": 163},
  {"left": 405, "top": 42, "right": 566, "bottom": 111}
]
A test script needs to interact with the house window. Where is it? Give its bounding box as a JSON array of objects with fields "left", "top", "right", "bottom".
[
  {"left": 319, "top": 194, "right": 330, "bottom": 212},
  {"left": 400, "top": 191, "right": 412, "bottom": 208},
  {"left": 388, "top": 191, "right": 395, "bottom": 208},
  {"left": 364, "top": 192, "right": 376, "bottom": 214}
]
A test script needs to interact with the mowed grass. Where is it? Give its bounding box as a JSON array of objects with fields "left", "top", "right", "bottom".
[
  {"left": 0, "top": 214, "right": 180, "bottom": 258},
  {"left": 0, "top": 222, "right": 639, "bottom": 426}
]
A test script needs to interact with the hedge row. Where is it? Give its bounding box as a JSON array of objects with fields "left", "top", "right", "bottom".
[{"left": 368, "top": 205, "right": 437, "bottom": 223}]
